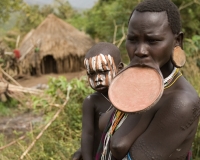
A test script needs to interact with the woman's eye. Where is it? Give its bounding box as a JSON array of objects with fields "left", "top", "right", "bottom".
[
  {"left": 148, "top": 39, "right": 159, "bottom": 44},
  {"left": 127, "top": 35, "right": 137, "bottom": 42},
  {"left": 128, "top": 38, "right": 137, "bottom": 42}
]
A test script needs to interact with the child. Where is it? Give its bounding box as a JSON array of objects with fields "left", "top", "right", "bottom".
[{"left": 72, "top": 42, "right": 124, "bottom": 160}]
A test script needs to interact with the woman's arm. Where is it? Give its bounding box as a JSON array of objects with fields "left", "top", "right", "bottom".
[{"left": 110, "top": 109, "right": 156, "bottom": 159}]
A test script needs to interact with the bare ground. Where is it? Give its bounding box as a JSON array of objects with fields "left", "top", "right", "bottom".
[{"left": 17, "top": 70, "right": 86, "bottom": 87}]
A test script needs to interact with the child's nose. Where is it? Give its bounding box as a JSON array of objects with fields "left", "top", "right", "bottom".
[{"left": 95, "top": 74, "right": 103, "bottom": 82}]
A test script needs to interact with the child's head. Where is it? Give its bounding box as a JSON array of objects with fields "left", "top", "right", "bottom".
[{"left": 84, "top": 42, "right": 123, "bottom": 93}]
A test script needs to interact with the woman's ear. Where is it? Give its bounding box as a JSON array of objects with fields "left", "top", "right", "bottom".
[
  {"left": 172, "top": 32, "right": 186, "bottom": 68},
  {"left": 175, "top": 32, "right": 184, "bottom": 49},
  {"left": 117, "top": 62, "right": 124, "bottom": 71}
]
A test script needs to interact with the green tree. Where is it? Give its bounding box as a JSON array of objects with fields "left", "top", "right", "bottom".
[
  {"left": 54, "top": 0, "right": 77, "bottom": 19},
  {"left": 0, "top": 0, "right": 23, "bottom": 23},
  {"left": 16, "top": 0, "right": 77, "bottom": 35},
  {"left": 68, "top": 0, "right": 139, "bottom": 63},
  {"left": 173, "top": 0, "right": 200, "bottom": 38},
  {"left": 172, "top": 0, "right": 200, "bottom": 57},
  {"left": 16, "top": 4, "right": 54, "bottom": 34}
]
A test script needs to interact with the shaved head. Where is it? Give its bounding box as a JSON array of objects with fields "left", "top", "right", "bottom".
[
  {"left": 85, "top": 42, "right": 122, "bottom": 66},
  {"left": 84, "top": 42, "right": 123, "bottom": 91}
]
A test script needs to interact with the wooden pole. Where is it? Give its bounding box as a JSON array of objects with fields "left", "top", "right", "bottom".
[{"left": 0, "top": 67, "right": 22, "bottom": 86}]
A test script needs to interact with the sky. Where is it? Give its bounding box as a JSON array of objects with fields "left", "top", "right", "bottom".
[
  {"left": 68, "top": 0, "right": 97, "bottom": 9},
  {"left": 24, "top": 0, "right": 98, "bottom": 9}
]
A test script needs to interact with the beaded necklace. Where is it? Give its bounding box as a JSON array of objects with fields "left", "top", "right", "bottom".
[
  {"left": 163, "top": 67, "right": 177, "bottom": 86},
  {"left": 101, "top": 110, "right": 128, "bottom": 160},
  {"left": 101, "top": 93, "right": 110, "bottom": 102},
  {"left": 101, "top": 93, "right": 113, "bottom": 112},
  {"left": 164, "top": 67, "right": 182, "bottom": 89}
]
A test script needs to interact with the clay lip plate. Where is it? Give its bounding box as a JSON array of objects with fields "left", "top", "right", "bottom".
[{"left": 108, "top": 67, "right": 164, "bottom": 113}]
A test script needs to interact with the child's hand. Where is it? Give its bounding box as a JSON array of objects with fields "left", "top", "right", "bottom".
[{"left": 72, "top": 148, "right": 82, "bottom": 160}]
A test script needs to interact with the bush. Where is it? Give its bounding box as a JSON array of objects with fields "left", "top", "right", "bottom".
[{"left": 0, "top": 76, "right": 93, "bottom": 159}]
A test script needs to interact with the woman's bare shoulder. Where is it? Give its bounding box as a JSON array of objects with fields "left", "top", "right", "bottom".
[{"left": 161, "top": 87, "right": 200, "bottom": 129}]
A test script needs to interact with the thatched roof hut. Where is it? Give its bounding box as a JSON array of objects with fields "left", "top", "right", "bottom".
[{"left": 19, "top": 14, "right": 95, "bottom": 75}]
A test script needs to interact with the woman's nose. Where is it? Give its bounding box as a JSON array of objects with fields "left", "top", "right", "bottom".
[{"left": 134, "top": 44, "right": 148, "bottom": 58}]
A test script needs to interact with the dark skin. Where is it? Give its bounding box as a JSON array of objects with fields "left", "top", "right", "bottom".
[
  {"left": 100, "top": 11, "right": 200, "bottom": 160},
  {"left": 72, "top": 51, "right": 124, "bottom": 160},
  {"left": 81, "top": 91, "right": 111, "bottom": 160},
  {"left": 72, "top": 148, "right": 82, "bottom": 160}
]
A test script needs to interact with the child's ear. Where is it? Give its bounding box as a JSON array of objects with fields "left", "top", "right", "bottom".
[{"left": 117, "top": 62, "right": 124, "bottom": 71}]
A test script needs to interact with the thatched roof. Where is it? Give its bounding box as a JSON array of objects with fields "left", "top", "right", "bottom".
[{"left": 19, "top": 14, "right": 94, "bottom": 61}]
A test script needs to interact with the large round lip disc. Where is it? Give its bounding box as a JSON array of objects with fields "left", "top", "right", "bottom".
[{"left": 108, "top": 67, "right": 164, "bottom": 113}]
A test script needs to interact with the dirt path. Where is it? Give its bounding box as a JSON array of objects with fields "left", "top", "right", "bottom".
[
  {"left": 17, "top": 70, "right": 86, "bottom": 87},
  {"left": 0, "top": 113, "right": 43, "bottom": 140}
]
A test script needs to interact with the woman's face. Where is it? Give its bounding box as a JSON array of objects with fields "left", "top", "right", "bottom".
[{"left": 126, "top": 11, "right": 176, "bottom": 69}]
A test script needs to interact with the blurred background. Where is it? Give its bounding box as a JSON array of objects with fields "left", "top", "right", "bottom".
[{"left": 0, "top": 0, "right": 199, "bottom": 159}]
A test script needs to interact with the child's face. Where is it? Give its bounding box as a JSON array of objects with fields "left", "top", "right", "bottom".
[{"left": 84, "top": 53, "right": 117, "bottom": 92}]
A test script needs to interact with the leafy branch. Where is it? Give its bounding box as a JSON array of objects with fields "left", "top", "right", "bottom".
[
  {"left": 20, "top": 85, "right": 71, "bottom": 159},
  {"left": 112, "top": 20, "right": 126, "bottom": 48},
  {"left": 179, "top": 0, "right": 200, "bottom": 10}
]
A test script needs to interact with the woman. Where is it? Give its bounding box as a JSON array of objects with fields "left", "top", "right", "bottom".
[{"left": 97, "top": 0, "right": 200, "bottom": 159}]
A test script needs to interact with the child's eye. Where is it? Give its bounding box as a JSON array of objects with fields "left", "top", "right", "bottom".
[
  {"left": 87, "top": 72, "right": 95, "bottom": 76},
  {"left": 100, "top": 70, "right": 109, "bottom": 74}
]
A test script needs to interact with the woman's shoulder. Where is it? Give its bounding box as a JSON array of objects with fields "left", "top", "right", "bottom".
[
  {"left": 162, "top": 83, "right": 200, "bottom": 125},
  {"left": 164, "top": 75, "right": 199, "bottom": 104}
]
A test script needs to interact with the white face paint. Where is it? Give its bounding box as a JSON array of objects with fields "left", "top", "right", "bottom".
[{"left": 84, "top": 53, "right": 117, "bottom": 91}]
